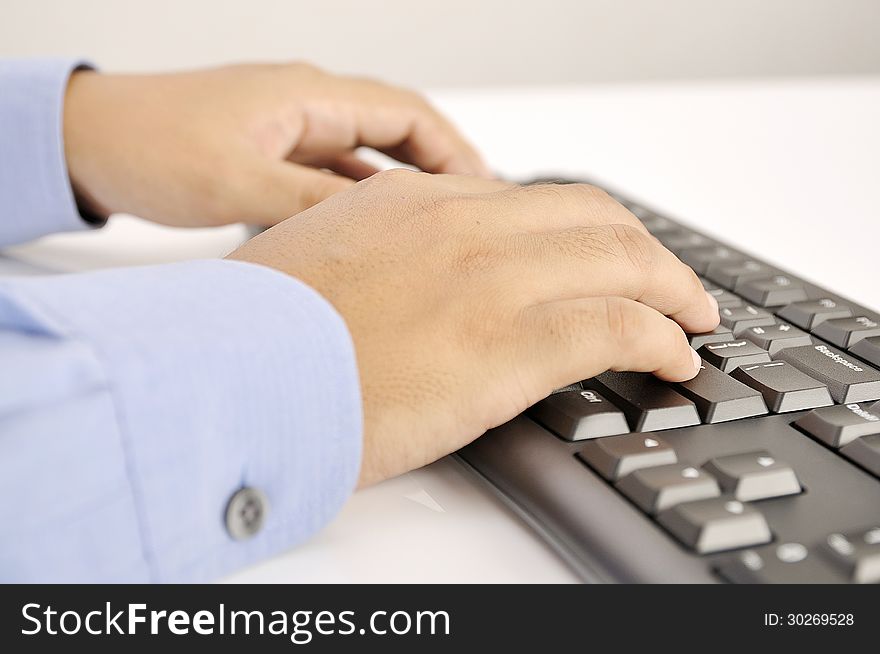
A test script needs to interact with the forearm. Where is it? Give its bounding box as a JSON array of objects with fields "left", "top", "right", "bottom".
[{"left": 0, "top": 259, "right": 362, "bottom": 581}]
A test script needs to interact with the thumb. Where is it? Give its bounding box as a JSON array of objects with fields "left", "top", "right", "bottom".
[{"left": 235, "top": 160, "right": 355, "bottom": 226}]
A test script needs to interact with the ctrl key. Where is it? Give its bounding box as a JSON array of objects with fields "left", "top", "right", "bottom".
[
  {"left": 657, "top": 498, "right": 771, "bottom": 554},
  {"left": 528, "top": 389, "right": 629, "bottom": 441}
]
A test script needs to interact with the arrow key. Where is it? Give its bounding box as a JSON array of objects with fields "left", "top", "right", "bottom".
[
  {"left": 577, "top": 433, "right": 677, "bottom": 481},
  {"left": 702, "top": 450, "right": 801, "bottom": 501},
  {"left": 820, "top": 526, "right": 880, "bottom": 584},
  {"left": 658, "top": 498, "right": 772, "bottom": 554},
  {"left": 615, "top": 462, "right": 721, "bottom": 514}
]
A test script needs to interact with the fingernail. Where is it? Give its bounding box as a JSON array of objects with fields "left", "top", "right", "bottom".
[
  {"left": 705, "top": 290, "right": 719, "bottom": 313},
  {"left": 691, "top": 347, "right": 702, "bottom": 372}
]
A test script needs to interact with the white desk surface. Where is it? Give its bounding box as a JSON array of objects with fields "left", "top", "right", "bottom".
[{"left": 4, "top": 78, "right": 879, "bottom": 583}]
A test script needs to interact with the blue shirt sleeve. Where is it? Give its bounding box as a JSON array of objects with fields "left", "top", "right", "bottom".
[
  {"left": 0, "top": 58, "right": 97, "bottom": 247},
  {"left": 0, "top": 59, "right": 363, "bottom": 581},
  {"left": 0, "top": 260, "right": 363, "bottom": 581}
]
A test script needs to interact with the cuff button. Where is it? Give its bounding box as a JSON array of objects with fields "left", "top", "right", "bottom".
[{"left": 225, "top": 487, "right": 269, "bottom": 540}]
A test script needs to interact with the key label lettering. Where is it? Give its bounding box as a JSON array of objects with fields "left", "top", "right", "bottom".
[
  {"left": 725, "top": 500, "right": 744, "bottom": 514},
  {"left": 814, "top": 345, "right": 864, "bottom": 372},
  {"left": 741, "top": 550, "right": 764, "bottom": 571},
  {"left": 845, "top": 403, "right": 879, "bottom": 422},
  {"left": 776, "top": 542, "right": 808, "bottom": 563},
  {"left": 827, "top": 533, "right": 854, "bottom": 556}
]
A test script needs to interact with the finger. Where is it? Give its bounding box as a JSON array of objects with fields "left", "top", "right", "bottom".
[
  {"left": 291, "top": 152, "right": 382, "bottom": 181},
  {"left": 232, "top": 160, "right": 354, "bottom": 225},
  {"left": 493, "top": 183, "right": 651, "bottom": 234},
  {"left": 428, "top": 173, "right": 518, "bottom": 194},
  {"left": 296, "top": 76, "right": 492, "bottom": 177},
  {"left": 517, "top": 296, "right": 701, "bottom": 397},
  {"left": 513, "top": 223, "right": 720, "bottom": 333}
]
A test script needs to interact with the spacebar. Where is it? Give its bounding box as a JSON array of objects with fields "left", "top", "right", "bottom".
[{"left": 589, "top": 372, "right": 701, "bottom": 432}]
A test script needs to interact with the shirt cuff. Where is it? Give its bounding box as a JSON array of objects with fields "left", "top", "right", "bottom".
[
  {"left": 0, "top": 58, "right": 97, "bottom": 247},
  {"left": 4, "top": 259, "right": 363, "bottom": 581}
]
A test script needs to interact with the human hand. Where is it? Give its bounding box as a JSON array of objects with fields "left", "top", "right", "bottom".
[
  {"left": 62, "top": 63, "right": 489, "bottom": 227},
  {"left": 228, "top": 171, "right": 720, "bottom": 486}
]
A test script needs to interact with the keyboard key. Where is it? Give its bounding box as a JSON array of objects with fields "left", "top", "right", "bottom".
[
  {"left": 718, "top": 305, "right": 776, "bottom": 333},
  {"left": 813, "top": 315, "right": 880, "bottom": 348},
  {"left": 577, "top": 433, "right": 677, "bottom": 481},
  {"left": 730, "top": 361, "right": 833, "bottom": 413},
  {"left": 706, "top": 288, "right": 743, "bottom": 309},
  {"left": 698, "top": 340, "right": 771, "bottom": 373},
  {"left": 675, "top": 361, "right": 768, "bottom": 423},
  {"left": 717, "top": 544, "right": 845, "bottom": 583},
  {"left": 702, "top": 451, "right": 801, "bottom": 501},
  {"left": 794, "top": 403, "right": 880, "bottom": 448},
  {"left": 840, "top": 434, "right": 880, "bottom": 477},
  {"left": 740, "top": 322, "right": 812, "bottom": 355},
  {"left": 689, "top": 326, "right": 734, "bottom": 349},
  {"left": 615, "top": 462, "right": 720, "bottom": 513},
  {"left": 659, "top": 230, "right": 710, "bottom": 253},
  {"left": 849, "top": 335, "right": 880, "bottom": 367},
  {"left": 777, "top": 298, "right": 852, "bottom": 330},
  {"left": 658, "top": 498, "right": 771, "bottom": 554},
  {"left": 776, "top": 344, "right": 880, "bottom": 403},
  {"left": 638, "top": 213, "right": 677, "bottom": 234},
  {"left": 735, "top": 275, "right": 808, "bottom": 307},
  {"left": 528, "top": 389, "right": 629, "bottom": 441},
  {"left": 705, "top": 260, "right": 774, "bottom": 290},
  {"left": 679, "top": 245, "right": 743, "bottom": 274},
  {"left": 820, "top": 527, "right": 880, "bottom": 584},
  {"left": 589, "top": 372, "right": 700, "bottom": 432},
  {"left": 699, "top": 277, "right": 719, "bottom": 291},
  {"left": 551, "top": 382, "right": 583, "bottom": 393}
]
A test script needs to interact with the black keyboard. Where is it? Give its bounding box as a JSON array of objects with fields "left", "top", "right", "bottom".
[{"left": 458, "top": 178, "right": 880, "bottom": 584}]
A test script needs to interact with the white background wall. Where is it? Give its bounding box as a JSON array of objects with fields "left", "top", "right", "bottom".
[{"left": 2, "top": 0, "right": 879, "bottom": 88}]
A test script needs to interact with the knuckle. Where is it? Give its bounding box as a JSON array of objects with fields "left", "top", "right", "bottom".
[
  {"left": 515, "top": 183, "right": 569, "bottom": 207},
  {"left": 569, "top": 182, "right": 610, "bottom": 203},
  {"left": 515, "top": 183, "right": 616, "bottom": 221},
  {"left": 599, "top": 296, "right": 635, "bottom": 345},
  {"left": 369, "top": 167, "right": 423, "bottom": 187},
  {"left": 561, "top": 183, "right": 613, "bottom": 214},
  {"left": 452, "top": 232, "right": 506, "bottom": 277},
  {"left": 606, "top": 223, "right": 654, "bottom": 272},
  {"left": 686, "top": 265, "right": 705, "bottom": 297}
]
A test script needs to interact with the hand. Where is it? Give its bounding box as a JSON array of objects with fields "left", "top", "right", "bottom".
[
  {"left": 228, "top": 170, "right": 720, "bottom": 486},
  {"left": 62, "top": 63, "right": 490, "bottom": 227}
]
